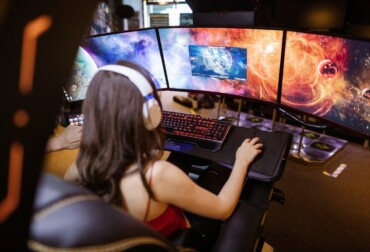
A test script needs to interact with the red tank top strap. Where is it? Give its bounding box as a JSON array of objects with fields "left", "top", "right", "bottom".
[
  {"left": 142, "top": 162, "right": 188, "bottom": 236},
  {"left": 143, "top": 162, "right": 155, "bottom": 221}
]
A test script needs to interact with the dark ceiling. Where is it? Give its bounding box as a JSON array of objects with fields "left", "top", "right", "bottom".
[{"left": 186, "top": 0, "right": 370, "bottom": 34}]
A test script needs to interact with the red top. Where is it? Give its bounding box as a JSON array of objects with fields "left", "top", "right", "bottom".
[
  {"left": 143, "top": 163, "right": 188, "bottom": 237},
  {"left": 145, "top": 205, "right": 188, "bottom": 237}
]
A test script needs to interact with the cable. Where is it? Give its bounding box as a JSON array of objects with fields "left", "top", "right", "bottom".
[{"left": 275, "top": 107, "right": 327, "bottom": 130}]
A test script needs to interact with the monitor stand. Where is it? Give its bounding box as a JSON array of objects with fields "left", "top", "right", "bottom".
[{"left": 218, "top": 107, "right": 348, "bottom": 166}]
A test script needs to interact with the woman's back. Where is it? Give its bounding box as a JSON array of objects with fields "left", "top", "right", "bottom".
[
  {"left": 120, "top": 161, "right": 168, "bottom": 222},
  {"left": 120, "top": 160, "right": 190, "bottom": 236}
]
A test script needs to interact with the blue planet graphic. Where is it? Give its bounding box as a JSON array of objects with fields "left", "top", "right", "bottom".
[{"left": 66, "top": 47, "right": 98, "bottom": 101}]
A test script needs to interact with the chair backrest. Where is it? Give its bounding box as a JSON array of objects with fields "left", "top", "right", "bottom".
[
  {"left": 0, "top": 1, "right": 97, "bottom": 250},
  {"left": 29, "top": 172, "right": 178, "bottom": 252}
]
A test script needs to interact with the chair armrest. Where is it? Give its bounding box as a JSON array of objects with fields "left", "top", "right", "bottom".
[
  {"left": 212, "top": 201, "right": 265, "bottom": 252},
  {"left": 168, "top": 228, "right": 203, "bottom": 251}
]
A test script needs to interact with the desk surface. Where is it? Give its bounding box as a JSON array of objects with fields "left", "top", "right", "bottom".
[
  {"left": 164, "top": 126, "right": 291, "bottom": 182},
  {"left": 160, "top": 91, "right": 292, "bottom": 182}
]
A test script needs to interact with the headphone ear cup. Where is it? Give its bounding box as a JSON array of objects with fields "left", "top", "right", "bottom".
[{"left": 143, "top": 98, "right": 162, "bottom": 131}]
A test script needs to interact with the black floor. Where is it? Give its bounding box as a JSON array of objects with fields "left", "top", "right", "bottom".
[{"left": 262, "top": 142, "right": 370, "bottom": 251}]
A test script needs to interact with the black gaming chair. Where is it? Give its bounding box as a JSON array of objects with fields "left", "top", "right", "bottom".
[{"left": 28, "top": 172, "right": 267, "bottom": 252}]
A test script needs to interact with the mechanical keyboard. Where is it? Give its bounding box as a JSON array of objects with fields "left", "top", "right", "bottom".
[
  {"left": 65, "top": 110, "right": 232, "bottom": 152},
  {"left": 161, "top": 110, "right": 232, "bottom": 152}
]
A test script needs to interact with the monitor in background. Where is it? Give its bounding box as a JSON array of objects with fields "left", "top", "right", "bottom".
[
  {"left": 158, "top": 27, "right": 284, "bottom": 104},
  {"left": 281, "top": 31, "right": 370, "bottom": 137},
  {"left": 64, "top": 28, "right": 167, "bottom": 102}
]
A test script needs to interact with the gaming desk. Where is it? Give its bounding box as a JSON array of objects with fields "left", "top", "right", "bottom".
[
  {"left": 160, "top": 91, "right": 292, "bottom": 182},
  {"left": 161, "top": 110, "right": 292, "bottom": 250},
  {"left": 164, "top": 126, "right": 292, "bottom": 182}
]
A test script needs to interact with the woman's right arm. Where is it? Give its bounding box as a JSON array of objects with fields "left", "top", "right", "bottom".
[
  {"left": 215, "top": 137, "right": 263, "bottom": 217},
  {"left": 151, "top": 137, "right": 263, "bottom": 220}
]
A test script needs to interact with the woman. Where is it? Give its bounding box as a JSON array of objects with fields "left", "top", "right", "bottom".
[{"left": 65, "top": 61, "right": 263, "bottom": 244}]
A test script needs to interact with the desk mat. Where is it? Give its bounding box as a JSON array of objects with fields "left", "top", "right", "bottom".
[{"left": 164, "top": 126, "right": 292, "bottom": 182}]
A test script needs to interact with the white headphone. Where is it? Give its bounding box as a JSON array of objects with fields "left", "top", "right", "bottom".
[{"left": 98, "top": 64, "right": 162, "bottom": 131}]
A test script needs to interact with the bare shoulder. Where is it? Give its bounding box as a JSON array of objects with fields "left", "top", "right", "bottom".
[
  {"left": 149, "top": 159, "right": 202, "bottom": 208},
  {"left": 151, "top": 160, "right": 178, "bottom": 175},
  {"left": 150, "top": 160, "right": 187, "bottom": 183}
]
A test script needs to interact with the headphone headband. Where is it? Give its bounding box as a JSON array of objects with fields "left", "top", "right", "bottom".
[
  {"left": 98, "top": 64, "right": 153, "bottom": 97},
  {"left": 96, "top": 64, "right": 162, "bottom": 131}
]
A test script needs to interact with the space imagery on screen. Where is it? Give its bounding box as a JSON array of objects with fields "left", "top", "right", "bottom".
[
  {"left": 64, "top": 28, "right": 167, "bottom": 102},
  {"left": 189, "top": 45, "right": 247, "bottom": 81},
  {"left": 281, "top": 31, "right": 370, "bottom": 136},
  {"left": 158, "top": 27, "right": 283, "bottom": 103}
]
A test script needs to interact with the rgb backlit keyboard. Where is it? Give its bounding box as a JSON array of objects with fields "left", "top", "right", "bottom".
[
  {"left": 161, "top": 110, "right": 232, "bottom": 152},
  {"left": 65, "top": 110, "right": 232, "bottom": 152}
]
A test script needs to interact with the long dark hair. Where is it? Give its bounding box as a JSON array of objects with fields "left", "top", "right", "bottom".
[{"left": 76, "top": 61, "right": 163, "bottom": 207}]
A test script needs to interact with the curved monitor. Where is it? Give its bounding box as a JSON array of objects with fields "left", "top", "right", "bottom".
[
  {"left": 64, "top": 28, "right": 168, "bottom": 102},
  {"left": 281, "top": 31, "right": 370, "bottom": 137},
  {"left": 158, "top": 27, "right": 284, "bottom": 104}
]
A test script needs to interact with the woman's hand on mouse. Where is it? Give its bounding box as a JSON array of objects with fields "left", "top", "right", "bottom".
[{"left": 235, "top": 137, "right": 263, "bottom": 167}]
